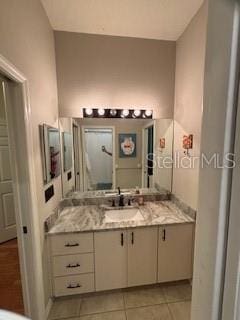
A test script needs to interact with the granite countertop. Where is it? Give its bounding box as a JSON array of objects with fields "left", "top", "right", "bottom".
[
  {"left": 66, "top": 188, "right": 165, "bottom": 199},
  {"left": 48, "top": 201, "right": 194, "bottom": 235}
]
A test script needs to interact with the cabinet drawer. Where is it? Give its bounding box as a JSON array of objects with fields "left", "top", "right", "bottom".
[
  {"left": 52, "top": 253, "right": 94, "bottom": 276},
  {"left": 54, "top": 273, "right": 95, "bottom": 297},
  {"left": 51, "top": 233, "right": 94, "bottom": 255}
]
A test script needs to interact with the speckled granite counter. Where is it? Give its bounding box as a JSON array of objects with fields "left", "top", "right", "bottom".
[{"left": 48, "top": 201, "right": 194, "bottom": 235}]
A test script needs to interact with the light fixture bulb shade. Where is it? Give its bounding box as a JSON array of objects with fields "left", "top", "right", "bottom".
[
  {"left": 98, "top": 108, "right": 105, "bottom": 116},
  {"left": 122, "top": 109, "right": 129, "bottom": 117},
  {"left": 133, "top": 110, "right": 141, "bottom": 117},
  {"left": 110, "top": 109, "right": 117, "bottom": 116},
  {"left": 85, "top": 108, "right": 93, "bottom": 116},
  {"left": 145, "top": 110, "right": 153, "bottom": 117}
]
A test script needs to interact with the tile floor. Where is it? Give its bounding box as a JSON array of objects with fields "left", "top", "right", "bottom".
[{"left": 49, "top": 281, "right": 192, "bottom": 320}]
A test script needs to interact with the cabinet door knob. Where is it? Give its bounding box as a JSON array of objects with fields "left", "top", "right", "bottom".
[
  {"left": 162, "top": 229, "right": 166, "bottom": 241},
  {"left": 121, "top": 233, "right": 124, "bottom": 246}
]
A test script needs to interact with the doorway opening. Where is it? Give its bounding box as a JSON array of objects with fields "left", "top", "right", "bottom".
[{"left": 0, "top": 76, "right": 24, "bottom": 315}]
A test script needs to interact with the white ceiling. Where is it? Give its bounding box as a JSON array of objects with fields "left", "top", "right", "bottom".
[{"left": 41, "top": 0, "right": 204, "bottom": 41}]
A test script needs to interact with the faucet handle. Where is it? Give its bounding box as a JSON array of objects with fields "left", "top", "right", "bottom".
[
  {"left": 117, "top": 187, "right": 121, "bottom": 195},
  {"left": 108, "top": 199, "right": 116, "bottom": 207}
]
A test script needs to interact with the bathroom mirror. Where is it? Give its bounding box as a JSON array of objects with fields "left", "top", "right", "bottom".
[
  {"left": 40, "top": 124, "right": 61, "bottom": 184},
  {"left": 62, "top": 132, "right": 73, "bottom": 171},
  {"left": 59, "top": 116, "right": 174, "bottom": 196}
]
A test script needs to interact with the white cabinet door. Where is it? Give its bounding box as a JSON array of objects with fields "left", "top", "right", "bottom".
[
  {"left": 95, "top": 230, "right": 127, "bottom": 291},
  {"left": 128, "top": 227, "right": 158, "bottom": 287},
  {"left": 158, "top": 224, "right": 194, "bottom": 283}
]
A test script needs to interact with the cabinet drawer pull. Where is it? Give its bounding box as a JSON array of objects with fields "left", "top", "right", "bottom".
[
  {"left": 67, "top": 283, "right": 82, "bottom": 289},
  {"left": 131, "top": 232, "right": 134, "bottom": 245},
  {"left": 121, "top": 233, "right": 124, "bottom": 246},
  {"left": 65, "top": 243, "right": 79, "bottom": 247},
  {"left": 162, "top": 229, "right": 166, "bottom": 241},
  {"left": 66, "top": 263, "right": 81, "bottom": 268}
]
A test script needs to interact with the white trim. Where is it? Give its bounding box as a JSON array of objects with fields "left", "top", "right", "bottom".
[
  {"left": 141, "top": 121, "right": 155, "bottom": 188},
  {"left": 0, "top": 54, "right": 45, "bottom": 319},
  {"left": 81, "top": 125, "right": 116, "bottom": 191}
]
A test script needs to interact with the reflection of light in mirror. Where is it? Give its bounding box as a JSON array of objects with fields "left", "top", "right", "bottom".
[
  {"left": 121, "top": 109, "right": 129, "bottom": 117},
  {"left": 133, "top": 110, "right": 141, "bottom": 117},
  {"left": 85, "top": 108, "right": 93, "bottom": 116},
  {"left": 98, "top": 108, "right": 105, "bottom": 116},
  {"left": 145, "top": 110, "right": 153, "bottom": 117}
]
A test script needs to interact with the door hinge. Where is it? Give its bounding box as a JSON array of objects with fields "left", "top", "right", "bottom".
[{"left": 23, "top": 226, "right": 28, "bottom": 234}]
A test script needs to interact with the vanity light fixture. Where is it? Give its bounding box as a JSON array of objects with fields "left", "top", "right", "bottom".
[
  {"left": 98, "top": 108, "right": 105, "bottom": 116},
  {"left": 133, "top": 110, "right": 141, "bottom": 117},
  {"left": 110, "top": 109, "right": 117, "bottom": 116},
  {"left": 121, "top": 109, "right": 130, "bottom": 118},
  {"left": 145, "top": 110, "right": 153, "bottom": 117},
  {"left": 83, "top": 108, "right": 153, "bottom": 119},
  {"left": 85, "top": 108, "right": 93, "bottom": 116}
]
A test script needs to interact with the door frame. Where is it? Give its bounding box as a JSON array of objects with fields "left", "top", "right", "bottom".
[
  {"left": 81, "top": 125, "right": 116, "bottom": 191},
  {"left": 142, "top": 120, "right": 155, "bottom": 188},
  {"left": 0, "top": 54, "right": 45, "bottom": 319}
]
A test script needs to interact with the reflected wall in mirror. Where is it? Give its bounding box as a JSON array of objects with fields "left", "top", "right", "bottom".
[
  {"left": 40, "top": 124, "right": 61, "bottom": 184},
  {"left": 59, "top": 117, "right": 174, "bottom": 195},
  {"left": 63, "top": 132, "right": 73, "bottom": 171}
]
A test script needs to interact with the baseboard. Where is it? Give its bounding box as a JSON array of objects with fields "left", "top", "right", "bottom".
[{"left": 45, "top": 297, "right": 53, "bottom": 319}]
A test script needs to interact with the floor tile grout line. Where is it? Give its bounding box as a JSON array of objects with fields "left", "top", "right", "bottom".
[
  {"left": 80, "top": 307, "right": 125, "bottom": 317},
  {"left": 78, "top": 298, "right": 83, "bottom": 316},
  {"left": 166, "top": 303, "right": 175, "bottom": 320},
  {"left": 122, "top": 291, "right": 128, "bottom": 320}
]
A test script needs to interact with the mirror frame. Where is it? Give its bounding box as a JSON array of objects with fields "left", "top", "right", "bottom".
[{"left": 39, "top": 124, "right": 61, "bottom": 184}]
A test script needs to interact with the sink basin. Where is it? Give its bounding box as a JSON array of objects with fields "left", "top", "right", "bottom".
[{"left": 104, "top": 208, "right": 144, "bottom": 223}]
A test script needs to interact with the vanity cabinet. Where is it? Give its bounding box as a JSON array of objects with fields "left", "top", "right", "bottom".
[
  {"left": 94, "top": 230, "right": 128, "bottom": 291},
  {"left": 49, "top": 223, "right": 194, "bottom": 297},
  {"left": 94, "top": 227, "right": 158, "bottom": 291},
  {"left": 50, "top": 232, "right": 95, "bottom": 297},
  {"left": 158, "top": 224, "right": 194, "bottom": 283},
  {"left": 127, "top": 227, "right": 158, "bottom": 287}
]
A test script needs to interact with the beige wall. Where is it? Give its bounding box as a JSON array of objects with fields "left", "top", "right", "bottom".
[
  {"left": 54, "top": 31, "right": 176, "bottom": 119},
  {"left": 172, "top": 3, "right": 208, "bottom": 210},
  {"left": 0, "top": 0, "right": 60, "bottom": 308}
]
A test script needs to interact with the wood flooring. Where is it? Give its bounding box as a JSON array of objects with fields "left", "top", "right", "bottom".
[{"left": 0, "top": 238, "right": 24, "bottom": 315}]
